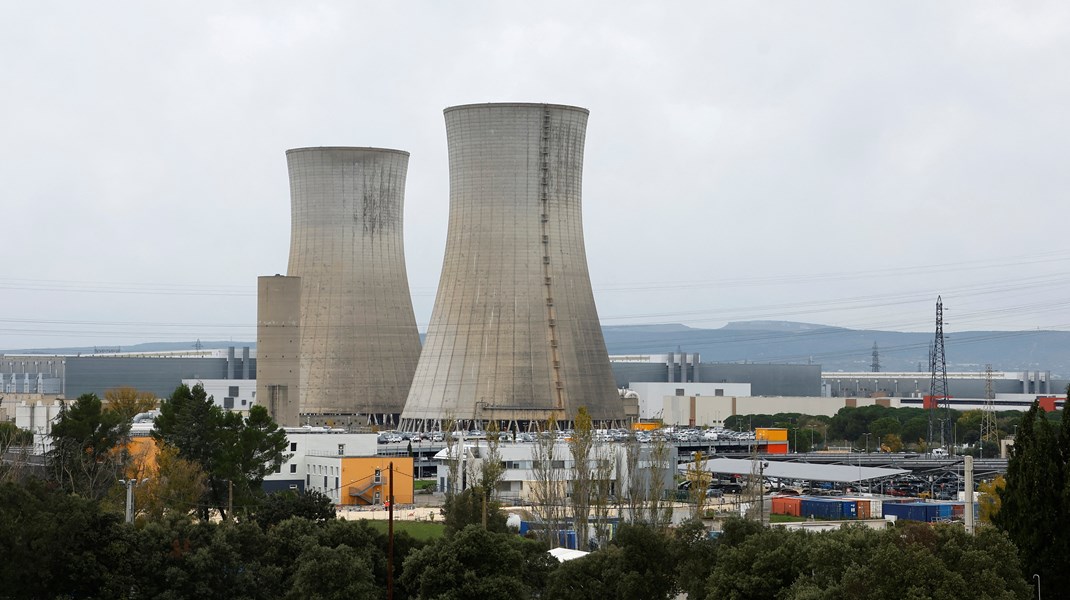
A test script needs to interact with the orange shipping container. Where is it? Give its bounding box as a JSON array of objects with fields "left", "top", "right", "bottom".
[
  {"left": 855, "top": 500, "right": 872, "bottom": 520},
  {"left": 772, "top": 496, "right": 802, "bottom": 517}
]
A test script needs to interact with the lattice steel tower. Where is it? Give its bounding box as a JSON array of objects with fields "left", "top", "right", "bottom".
[
  {"left": 928, "top": 296, "right": 951, "bottom": 449},
  {"left": 980, "top": 364, "right": 998, "bottom": 458}
]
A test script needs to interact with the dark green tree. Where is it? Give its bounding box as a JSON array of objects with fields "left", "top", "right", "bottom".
[
  {"left": 705, "top": 522, "right": 1029, "bottom": 599},
  {"left": 994, "top": 399, "right": 1069, "bottom": 591},
  {"left": 671, "top": 520, "right": 719, "bottom": 600},
  {"left": 401, "top": 525, "right": 555, "bottom": 599},
  {"left": 48, "top": 392, "right": 129, "bottom": 499},
  {"left": 0, "top": 422, "right": 32, "bottom": 447},
  {"left": 252, "top": 489, "right": 337, "bottom": 530},
  {"left": 869, "top": 416, "right": 902, "bottom": 439},
  {"left": 0, "top": 481, "right": 137, "bottom": 599},
  {"left": 287, "top": 543, "right": 377, "bottom": 600},
  {"left": 545, "top": 523, "right": 678, "bottom": 599},
  {"left": 154, "top": 383, "right": 288, "bottom": 520},
  {"left": 442, "top": 486, "right": 509, "bottom": 534}
]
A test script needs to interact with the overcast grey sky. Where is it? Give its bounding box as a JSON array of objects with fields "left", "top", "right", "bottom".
[{"left": 3, "top": 1, "right": 1069, "bottom": 349}]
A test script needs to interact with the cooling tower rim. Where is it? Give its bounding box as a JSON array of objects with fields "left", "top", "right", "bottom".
[
  {"left": 444, "top": 102, "right": 589, "bottom": 116},
  {"left": 285, "top": 146, "right": 410, "bottom": 157}
]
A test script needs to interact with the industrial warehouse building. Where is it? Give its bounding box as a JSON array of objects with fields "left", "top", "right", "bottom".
[
  {"left": 821, "top": 370, "right": 1067, "bottom": 399},
  {"left": 0, "top": 347, "right": 253, "bottom": 400},
  {"left": 610, "top": 353, "right": 823, "bottom": 397}
]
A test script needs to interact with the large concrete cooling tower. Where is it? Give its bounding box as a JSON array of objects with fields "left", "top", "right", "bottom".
[
  {"left": 285, "top": 147, "right": 421, "bottom": 424},
  {"left": 400, "top": 103, "right": 624, "bottom": 431}
]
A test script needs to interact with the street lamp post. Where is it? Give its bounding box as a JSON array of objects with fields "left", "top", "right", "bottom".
[
  {"left": 758, "top": 460, "right": 769, "bottom": 525},
  {"left": 119, "top": 478, "right": 148, "bottom": 524}
]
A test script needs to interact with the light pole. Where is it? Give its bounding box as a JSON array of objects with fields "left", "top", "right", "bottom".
[
  {"left": 1034, "top": 573, "right": 1041, "bottom": 600},
  {"left": 758, "top": 460, "right": 769, "bottom": 525},
  {"left": 118, "top": 478, "right": 148, "bottom": 524}
]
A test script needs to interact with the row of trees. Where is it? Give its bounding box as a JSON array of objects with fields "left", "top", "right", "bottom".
[
  {"left": 0, "top": 475, "right": 1036, "bottom": 600},
  {"left": 45, "top": 383, "right": 289, "bottom": 521},
  {"left": 0, "top": 480, "right": 403, "bottom": 599},
  {"left": 727, "top": 404, "right": 1026, "bottom": 453}
]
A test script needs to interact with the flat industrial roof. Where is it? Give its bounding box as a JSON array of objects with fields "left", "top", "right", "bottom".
[{"left": 679, "top": 457, "right": 908, "bottom": 483}]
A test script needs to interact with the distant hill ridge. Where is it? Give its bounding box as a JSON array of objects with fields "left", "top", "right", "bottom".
[{"left": 6, "top": 322, "right": 1070, "bottom": 377}]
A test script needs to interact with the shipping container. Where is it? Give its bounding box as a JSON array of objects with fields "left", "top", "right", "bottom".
[
  {"left": 800, "top": 498, "right": 843, "bottom": 520},
  {"left": 854, "top": 500, "right": 872, "bottom": 520},
  {"left": 870, "top": 499, "right": 883, "bottom": 518},
  {"left": 883, "top": 502, "right": 952, "bottom": 522},
  {"left": 772, "top": 496, "right": 802, "bottom": 517}
]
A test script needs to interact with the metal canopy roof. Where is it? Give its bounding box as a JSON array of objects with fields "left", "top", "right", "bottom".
[{"left": 679, "top": 458, "right": 908, "bottom": 483}]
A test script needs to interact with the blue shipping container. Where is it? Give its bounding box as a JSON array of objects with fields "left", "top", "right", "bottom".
[
  {"left": 840, "top": 501, "right": 858, "bottom": 519},
  {"left": 800, "top": 498, "right": 843, "bottom": 520},
  {"left": 884, "top": 502, "right": 946, "bottom": 522}
]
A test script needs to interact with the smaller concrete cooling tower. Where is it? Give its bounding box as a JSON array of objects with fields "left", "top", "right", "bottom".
[
  {"left": 283, "top": 147, "right": 421, "bottom": 424},
  {"left": 400, "top": 103, "right": 624, "bottom": 432}
]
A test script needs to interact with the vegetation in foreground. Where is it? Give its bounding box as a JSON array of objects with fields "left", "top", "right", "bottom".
[{"left": 0, "top": 383, "right": 1064, "bottom": 598}]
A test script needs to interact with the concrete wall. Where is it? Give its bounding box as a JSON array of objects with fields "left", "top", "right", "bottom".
[
  {"left": 285, "top": 147, "right": 421, "bottom": 419},
  {"left": 402, "top": 103, "right": 622, "bottom": 430},
  {"left": 257, "top": 275, "right": 301, "bottom": 426}
]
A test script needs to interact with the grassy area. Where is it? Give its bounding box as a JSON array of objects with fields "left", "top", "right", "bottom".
[
  {"left": 414, "top": 479, "right": 437, "bottom": 491},
  {"left": 769, "top": 514, "right": 810, "bottom": 523},
  {"left": 363, "top": 520, "right": 446, "bottom": 541}
]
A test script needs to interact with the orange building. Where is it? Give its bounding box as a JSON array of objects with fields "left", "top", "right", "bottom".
[
  {"left": 302, "top": 455, "right": 415, "bottom": 507},
  {"left": 341, "top": 457, "right": 414, "bottom": 506},
  {"left": 755, "top": 427, "right": 789, "bottom": 454}
]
